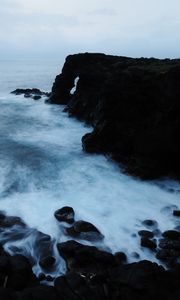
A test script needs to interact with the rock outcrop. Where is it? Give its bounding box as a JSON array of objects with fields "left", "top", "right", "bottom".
[{"left": 49, "top": 53, "right": 180, "bottom": 179}]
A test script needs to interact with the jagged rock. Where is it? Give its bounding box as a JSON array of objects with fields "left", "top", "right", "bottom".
[
  {"left": 54, "top": 206, "right": 75, "bottom": 224},
  {"left": 162, "top": 230, "right": 180, "bottom": 240},
  {"left": 138, "top": 230, "right": 154, "bottom": 238},
  {"left": 173, "top": 210, "right": 180, "bottom": 217},
  {"left": 159, "top": 238, "right": 180, "bottom": 250},
  {"left": 66, "top": 220, "right": 104, "bottom": 241},
  {"left": 49, "top": 53, "right": 180, "bottom": 179},
  {"left": 0, "top": 214, "right": 26, "bottom": 229},
  {"left": 11, "top": 88, "right": 49, "bottom": 100},
  {"left": 57, "top": 240, "right": 116, "bottom": 274},
  {"left": 140, "top": 237, "right": 157, "bottom": 250}
]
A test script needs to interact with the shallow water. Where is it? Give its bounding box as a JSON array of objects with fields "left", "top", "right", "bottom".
[{"left": 0, "top": 60, "right": 179, "bottom": 278}]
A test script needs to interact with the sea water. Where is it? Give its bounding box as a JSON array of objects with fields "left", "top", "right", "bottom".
[{"left": 0, "top": 59, "right": 179, "bottom": 277}]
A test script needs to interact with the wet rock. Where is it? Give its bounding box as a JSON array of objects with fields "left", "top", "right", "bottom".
[
  {"left": 38, "top": 273, "right": 46, "bottom": 281},
  {"left": 54, "top": 206, "right": 75, "bottom": 224},
  {"left": 159, "top": 238, "right": 180, "bottom": 250},
  {"left": 34, "top": 231, "right": 53, "bottom": 262},
  {"left": 39, "top": 256, "right": 56, "bottom": 270},
  {"left": 66, "top": 220, "right": 104, "bottom": 241},
  {"left": 57, "top": 240, "right": 116, "bottom": 274},
  {"left": 6, "top": 255, "right": 38, "bottom": 291},
  {"left": 156, "top": 249, "right": 180, "bottom": 266},
  {"left": 138, "top": 230, "right": 154, "bottom": 239},
  {"left": 131, "top": 252, "right": 140, "bottom": 259},
  {"left": 114, "top": 252, "right": 127, "bottom": 264},
  {"left": 46, "top": 275, "right": 54, "bottom": 282},
  {"left": 162, "top": 230, "right": 180, "bottom": 240},
  {"left": 175, "top": 226, "right": 180, "bottom": 231},
  {"left": 11, "top": 88, "right": 49, "bottom": 100},
  {"left": 140, "top": 237, "right": 157, "bottom": 250},
  {"left": 33, "top": 95, "right": 41, "bottom": 100},
  {"left": 173, "top": 210, "right": 180, "bottom": 217},
  {"left": 0, "top": 215, "right": 26, "bottom": 228},
  {"left": 142, "top": 219, "right": 158, "bottom": 228},
  {"left": 11, "top": 88, "right": 42, "bottom": 96}
]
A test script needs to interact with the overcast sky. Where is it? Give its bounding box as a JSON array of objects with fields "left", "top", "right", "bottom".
[{"left": 1, "top": 0, "right": 180, "bottom": 59}]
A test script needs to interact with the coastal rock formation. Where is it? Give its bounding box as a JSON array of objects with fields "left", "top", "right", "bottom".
[
  {"left": 11, "top": 88, "right": 50, "bottom": 99},
  {"left": 49, "top": 53, "right": 180, "bottom": 179}
]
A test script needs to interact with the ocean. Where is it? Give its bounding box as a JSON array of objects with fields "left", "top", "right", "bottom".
[{"left": 0, "top": 59, "right": 179, "bottom": 277}]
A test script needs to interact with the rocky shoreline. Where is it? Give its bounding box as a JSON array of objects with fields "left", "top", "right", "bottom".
[
  {"left": 7, "top": 53, "right": 180, "bottom": 299},
  {"left": 49, "top": 53, "right": 180, "bottom": 180},
  {"left": 0, "top": 205, "right": 179, "bottom": 299}
]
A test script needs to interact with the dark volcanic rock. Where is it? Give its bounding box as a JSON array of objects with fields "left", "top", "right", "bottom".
[
  {"left": 57, "top": 240, "right": 116, "bottom": 274},
  {"left": 114, "top": 252, "right": 127, "bottom": 264},
  {"left": 173, "top": 210, "right": 180, "bottom": 217},
  {"left": 142, "top": 219, "right": 158, "bottom": 228},
  {"left": 49, "top": 53, "right": 180, "bottom": 179},
  {"left": 33, "top": 95, "right": 41, "bottom": 100},
  {"left": 66, "top": 220, "right": 104, "bottom": 241},
  {"left": 162, "top": 230, "right": 180, "bottom": 240},
  {"left": 138, "top": 230, "right": 154, "bottom": 239},
  {"left": 54, "top": 206, "right": 75, "bottom": 224},
  {"left": 39, "top": 256, "right": 56, "bottom": 270},
  {"left": 11, "top": 88, "right": 49, "bottom": 100},
  {"left": 141, "top": 237, "right": 157, "bottom": 250}
]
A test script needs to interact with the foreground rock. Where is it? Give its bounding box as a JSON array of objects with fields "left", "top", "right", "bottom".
[
  {"left": 49, "top": 53, "right": 180, "bottom": 179},
  {"left": 57, "top": 240, "right": 116, "bottom": 274},
  {"left": 0, "top": 234, "right": 179, "bottom": 299},
  {"left": 54, "top": 206, "right": 75, "bottom": 224},
  {"left": 66, "top": 220, "right": 104, "bottom": 241}
]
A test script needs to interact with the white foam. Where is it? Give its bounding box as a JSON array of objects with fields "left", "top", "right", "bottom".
[{"left": 0, "top": 95, "right": 179, "bottom": 274}]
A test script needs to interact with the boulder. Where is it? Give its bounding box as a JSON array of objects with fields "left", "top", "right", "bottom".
[
  {"left": 142, "top": 219, "right": 158, "bottom": 228},
  {"left": 173, "top": 210, "right": 180, "bottom": 217},
  {"left": 57, "top": 240, "right": 116, "bottom": 274},
  {"left": 66, "top": 220, "right": 104, "bottom": 241},
  {"left": 138, "top": 230, "right": 154, "bottom": 239},
  {"left": 140, "top": 238, "right": 157, "bottom": 250},
  {"left": 54, "top": 206, "right": 75, "bottom": 224}
]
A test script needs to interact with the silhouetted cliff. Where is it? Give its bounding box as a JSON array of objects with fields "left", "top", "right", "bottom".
[{"left": 50, "top": 53, "right": 180, "bottom": 179}]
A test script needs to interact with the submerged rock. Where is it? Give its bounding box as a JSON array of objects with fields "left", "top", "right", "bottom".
[
  {"left": 66, "top": 220, "right": 104, "bottom": 241},
  {"left": 142, "top": 219, "right": 158, "bottom": 228},
  {"left": 54, "top": 206, "right": 75, "bottom": 224}
]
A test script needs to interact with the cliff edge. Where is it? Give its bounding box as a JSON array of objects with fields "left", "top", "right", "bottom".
[{"left": 49, "top": 53, "right": 180, "bottom": 179}]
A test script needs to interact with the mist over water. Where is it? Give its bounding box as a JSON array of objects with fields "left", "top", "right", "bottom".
[{"left": 0, "top": 60, "right": 179, "bottom": 277}]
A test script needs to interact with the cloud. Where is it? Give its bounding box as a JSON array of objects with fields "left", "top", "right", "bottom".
[{"left": 0, "top": 0, "right": 180, "bottom": 59}]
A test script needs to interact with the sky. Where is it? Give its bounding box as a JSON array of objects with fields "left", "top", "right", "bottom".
[{"left": 0, "top": 0, "right": 180, "bottom": 59}]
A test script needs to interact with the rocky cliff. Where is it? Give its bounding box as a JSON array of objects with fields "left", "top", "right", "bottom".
[{"left": 49, "top": 53, "right": 180, "bottom": 179}]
